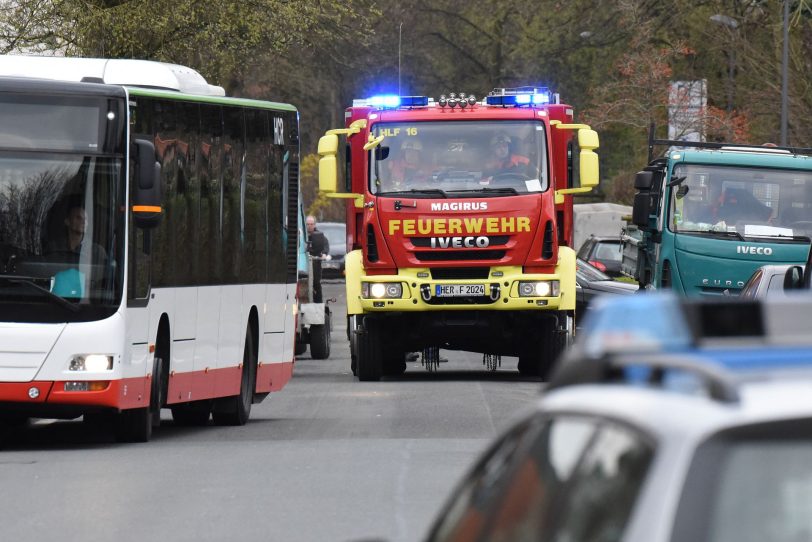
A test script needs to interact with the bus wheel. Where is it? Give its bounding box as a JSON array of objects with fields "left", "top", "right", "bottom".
[
  {"left": 357, "top": 317, "right": 382, "bottom": 381},
  {"left": 213, "top": 327, "right": 256, "bottom": 426},
  {"left": 116, "top": 356, "right": 162, "bottom": 442},
  {"left": 171, "top": 401, "right": 211, "bottom": 426}
]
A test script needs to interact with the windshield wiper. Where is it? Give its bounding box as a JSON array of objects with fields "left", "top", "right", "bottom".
[
  {"left": 667, "top": 175, "right": 687, "bottom": 187},
  {"left": 0, "top": 274, "right": 80, "bottom": 312},
  {"left": 446, "top": 187, "right": 519, "bottom": 195},
  {"left": 684, "top": 230, "right": 745, "bottom": 241},
  {"left": 378, "top": 189, "right": 448, "bottom": 198}
]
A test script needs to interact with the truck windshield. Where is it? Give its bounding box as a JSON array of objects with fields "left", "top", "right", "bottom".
[
  {"left": 0, "top": 153, "right": 124, "bottom": 323},
  {"left": 670, "top": 164, "right": 812, "bottom": 240},
  {"left": 369, "top": 121, "right": 548, "bottom": 196}
]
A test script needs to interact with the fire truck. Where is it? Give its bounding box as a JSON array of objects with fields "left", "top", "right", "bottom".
[{"left": 317, "top": 88, "right": 599, "bottom": 380}]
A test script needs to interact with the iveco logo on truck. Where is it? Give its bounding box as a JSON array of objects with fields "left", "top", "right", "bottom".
[
  {"left": 430, "top": 202, "right": 488, "bottom": 211},
  {"left": 737, "top": 245, "right": 773, "bottom": 256},
  {"left": 430, "top": 236, "right": 490, "bottom": 249}
]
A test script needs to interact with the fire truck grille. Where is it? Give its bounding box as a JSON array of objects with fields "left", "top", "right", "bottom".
[
  {"left": 415, "top": 250, "right": 506, "bottom": 262},
  {"left": 430, "top": 267, "right": 490, "bottom": 280},
  {"left": 410, "top": 236, "right": 509, "bottom": 248}
]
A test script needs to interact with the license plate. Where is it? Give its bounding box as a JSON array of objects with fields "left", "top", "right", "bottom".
[{"left": 434, "top": 284, "right": 486, "bottom": 297}]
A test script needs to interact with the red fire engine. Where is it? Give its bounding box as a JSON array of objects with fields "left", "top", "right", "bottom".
[{"left": 318, "top": 88, "right": 599, "bottom": 380}]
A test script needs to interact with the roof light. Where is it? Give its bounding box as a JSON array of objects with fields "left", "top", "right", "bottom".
[
  {"left": 486, "top": 86, "right": 554, "bottom": 107},
  {"left": 400, "top": 95, "right": 429, "bottom": 107},
  {"left": 355, "top": 95, "right": 429, "bottom": 109},
  {"left": 368, "top": 95, "right": 401, "bottom": 108}
]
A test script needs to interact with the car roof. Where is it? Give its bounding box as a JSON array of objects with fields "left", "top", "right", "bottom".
[{"left": 539, "top": 377, "right": 812, "bottom": 443}]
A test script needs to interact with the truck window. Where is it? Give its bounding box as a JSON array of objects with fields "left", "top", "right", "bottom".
[{"left": 670, "top": 164, "right": 812, "bottom": 238}]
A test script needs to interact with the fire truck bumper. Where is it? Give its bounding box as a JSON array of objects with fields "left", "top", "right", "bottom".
[{"left": 357, "top": 263, "right": 576, "bottom": 313}]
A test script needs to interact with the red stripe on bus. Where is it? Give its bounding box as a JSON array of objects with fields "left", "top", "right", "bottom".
[{"left": 0, "top": 360, "right": 293, "bottom": 411}]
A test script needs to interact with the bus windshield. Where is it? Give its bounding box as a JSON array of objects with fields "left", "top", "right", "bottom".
[
  {"left": 369, "top": 121, "right": 548, "bottom": 196},
  {"left": 0, "top": 153, "right": 124, "bottom": 323},
  {"left": 670, "top": 164, "right": 812, "bottom": 240}
]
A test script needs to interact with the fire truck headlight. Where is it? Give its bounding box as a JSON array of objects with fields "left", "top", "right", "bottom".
[
  {"left": 69, "top": 355, "right": 113, "bottom": 372},
  {"left": 518, "top": 281, "right": 559, "bottom": 297},
  {"left": 362, "top": 282, "right": 403, "bottom": 299}
]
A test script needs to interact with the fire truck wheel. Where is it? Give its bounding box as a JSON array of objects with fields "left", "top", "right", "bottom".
[
  {"left": 518, "top": 320, "right": 564, "bottom": 379},
  {"left": 213, "top": 326, "right": 256, "bottom": 426},
  {"left": 357, "top": 317, "right": 383, "bottom": 381},
  {"left": 383, "top": 350, "right": 407, "bottom": 376}
]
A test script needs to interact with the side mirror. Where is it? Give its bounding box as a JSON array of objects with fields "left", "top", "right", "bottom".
[
  {"left": 632, "top": 192, "right": 652, "bottom": 229},
  {"left": 375, "top": 146, "right": 390, "bottom": 161},
  {"left": 577, "top": 128, "right": 599, "bottom": 189},
  {"left": 318, "top": 134, "right": 339, "bottom": 194},
  {"left": 634, "top": 171, "right": 654, "bottom": 190},
  {"left": 132, "top": 138, "right": 162, "bottom": 229},
  {"left": 784, "top": 265, "right": 805, "bottom": 290}
]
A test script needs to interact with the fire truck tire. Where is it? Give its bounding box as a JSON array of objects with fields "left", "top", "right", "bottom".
[
  {"left": 518, "top": 321, "right": 565, "bottom": 379},
  {"left": 357, "top": 317, "right": 383, "bottom": 381},
  {"left": 383, "top": 350, "right": 407, "bottom": 376},
  {"left": 213, "top": 326, "right": 256, "bottom": 426}
]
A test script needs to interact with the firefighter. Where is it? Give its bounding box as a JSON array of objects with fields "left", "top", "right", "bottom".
[
  {"left": 387, "top": 138, "right": 428, "bottom": 189},
  {"left": 483, "top": 132, "right": 530, "bottom": 179}
]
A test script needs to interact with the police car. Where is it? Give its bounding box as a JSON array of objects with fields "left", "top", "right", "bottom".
[{"left": 424, "top": 294, "right": 812, "bottom": 542}]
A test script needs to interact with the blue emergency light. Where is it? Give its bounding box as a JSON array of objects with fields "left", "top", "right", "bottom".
[
  {"left": 367, "top": 95, "right": 401, "bottom": 108},
  {"left": 487, "top": 87, "right": 553, "bottom": 106},
  {"left": 364, "top": 95, "right": 429, "bottom": 108}
]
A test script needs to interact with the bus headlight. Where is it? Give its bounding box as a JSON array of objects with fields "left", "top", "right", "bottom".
[
  {"left": 69, "top": 355, "right": 113, "bottom": 372},
  {"left": 518, "top": 281, "right": 559, "bottom": 297},
  {"left": 362, "top": 282, "right": 403, "bottom": 299}
]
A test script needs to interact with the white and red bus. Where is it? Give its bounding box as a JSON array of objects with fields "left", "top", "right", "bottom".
[{"left": 0, "top": 56, "right": 299, "bottom": 441}]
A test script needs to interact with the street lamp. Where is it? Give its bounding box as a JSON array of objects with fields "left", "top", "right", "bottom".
[
  {"left": 780, "top": 0, "right": 789, "bottom": 146},
  {"left": 709, "top": 14, "right": 738, "bottom": 114}
]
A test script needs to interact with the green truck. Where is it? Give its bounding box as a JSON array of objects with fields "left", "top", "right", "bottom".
[{"left": 623, "top": 133, "right": 812, "bottom": 295}]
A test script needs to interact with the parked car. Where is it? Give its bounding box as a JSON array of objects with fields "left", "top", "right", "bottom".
[
  {"left": 318, "top": 221, "right": 347, "bottom": 277},
  {"left": 576, "top": 258, "right": 637, "bottom": 325},
  {"left": 739, "top": 264, "right": 795, "bottom": 299},
  {"left": 577, "top": 235, "right": 623, "bottom": 277},
  {"left": 425, "top": 294, "right": 812, "bottom": 542}
]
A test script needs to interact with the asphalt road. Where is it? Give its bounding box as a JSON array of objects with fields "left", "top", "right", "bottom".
[{"left": 0, "top": 281, "right": 544, "bottom": 542}]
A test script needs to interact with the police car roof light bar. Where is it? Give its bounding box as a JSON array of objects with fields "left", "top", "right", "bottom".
[{"left": 548, "top": 353, "right": 741, "bottom": 403}]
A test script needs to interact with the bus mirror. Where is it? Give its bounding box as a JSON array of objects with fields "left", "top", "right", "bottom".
[
  {"left": 132, "top": 138, "right": 162, "bottom": 229},
  {"left": 784, "top": 266, "right": 805, "bottom": 290}
]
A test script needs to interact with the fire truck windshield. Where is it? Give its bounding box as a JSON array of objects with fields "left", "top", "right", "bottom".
[{"left": 369, "top": 121, "right": 548, "bottom": 196}]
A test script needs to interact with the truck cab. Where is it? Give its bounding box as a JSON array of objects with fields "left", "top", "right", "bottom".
[{"left": 627, "top": 138, "right": 812, "bottom": 296}]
